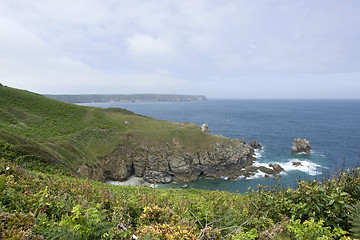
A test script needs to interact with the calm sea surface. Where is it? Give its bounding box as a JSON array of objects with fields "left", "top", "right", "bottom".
[{"left": 80, "top": 100, "right": 360, "bottom": 193}]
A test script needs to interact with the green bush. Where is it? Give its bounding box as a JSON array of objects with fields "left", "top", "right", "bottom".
[
  {"left": 349, "top": 201, "right": 360, "bottom": 239},
  {"left": 0, "top": 212, "right": 44, "bottom": 240},
  {"left": 287, "top": 219, "right": 347, "bottom": 240}
]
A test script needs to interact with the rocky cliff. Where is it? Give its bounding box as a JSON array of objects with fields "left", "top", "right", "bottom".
[{"left": 78, "top": 136, "right": 257, "bottom": 183}]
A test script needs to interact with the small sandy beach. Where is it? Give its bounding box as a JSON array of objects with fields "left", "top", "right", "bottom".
[{"left": 106, "top": 176, "right": 154, "bottom": 188}]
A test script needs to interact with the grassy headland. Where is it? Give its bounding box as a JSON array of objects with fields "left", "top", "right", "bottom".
[{"left": 0, "top": 86, "right": 220, "bottom": 175}]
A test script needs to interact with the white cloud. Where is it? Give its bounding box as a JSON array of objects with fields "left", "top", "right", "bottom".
[
  {"left": 0, "top": 12, "right": 186, "bottom": 94},
  {"left": 0, "top": 0, "right": 359, "bottom": 98},
  {"left": 127, "top": 33, "right": 177, "bottom": 59},
  {"left": 0, "top": 15, "right": 45, "bottom": 56}
]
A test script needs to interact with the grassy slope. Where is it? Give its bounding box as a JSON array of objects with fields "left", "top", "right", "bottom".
[{"left": 0, "top": 86, "right": 223, "bottom": 172}]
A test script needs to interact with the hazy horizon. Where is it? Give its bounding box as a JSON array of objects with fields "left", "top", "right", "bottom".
[
  {"left": 41, "top": 91, "right": 360, "bottom": 100},
  {"left": 1, "top": 1, "right": 360, "bottom": 99}
]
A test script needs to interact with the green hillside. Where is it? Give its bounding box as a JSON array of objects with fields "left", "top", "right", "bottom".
[{"left": 0, "top": 86, "right": 219, "bottom": 174}]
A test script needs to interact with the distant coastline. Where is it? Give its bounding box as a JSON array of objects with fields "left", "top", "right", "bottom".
[{"left": 44, "top": 93, "right": 207, "bottom": 103}]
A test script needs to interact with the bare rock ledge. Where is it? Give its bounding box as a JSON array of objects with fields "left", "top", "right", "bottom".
[{"left": 78, "top": 137, "right": 269, "bottom": 184}]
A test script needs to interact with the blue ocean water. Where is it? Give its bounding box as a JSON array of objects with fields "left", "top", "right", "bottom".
[{"left": 81, "top": 100, "right": 360, "bottom": 193}]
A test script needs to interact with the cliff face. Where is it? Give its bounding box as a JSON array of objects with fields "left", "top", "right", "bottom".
[{"left": 79, "top": 137, "right": 256, "bottom": 183}]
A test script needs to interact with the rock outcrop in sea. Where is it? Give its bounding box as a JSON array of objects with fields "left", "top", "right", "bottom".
[{"left": 291, "top": 138, "right": 311, "bottom": 154}]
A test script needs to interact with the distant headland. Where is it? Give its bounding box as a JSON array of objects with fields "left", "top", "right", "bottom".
[{"left": 43, "top": 93, "right": 207, "bottom": 103}]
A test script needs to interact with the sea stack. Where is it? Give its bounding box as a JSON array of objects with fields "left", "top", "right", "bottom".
[{"left": 291, "top": 138, "right": 311, "bottom": 154}]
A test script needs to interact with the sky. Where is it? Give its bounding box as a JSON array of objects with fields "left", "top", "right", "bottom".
[{"left": 0, "top": 0, "right": 360, "bottom": 99}]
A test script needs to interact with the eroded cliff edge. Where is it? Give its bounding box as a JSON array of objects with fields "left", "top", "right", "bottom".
[{"left": 78, "top": 136, "right": 256, "bottom": 183}]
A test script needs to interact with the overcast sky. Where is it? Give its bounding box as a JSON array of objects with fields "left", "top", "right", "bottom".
[{"left": 1, "top": 0, "right": 360, "bottom": 98}]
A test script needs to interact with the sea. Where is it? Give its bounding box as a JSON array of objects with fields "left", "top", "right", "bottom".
[{"left": 80, "top": 99, "right": 360, "bottom": 193}]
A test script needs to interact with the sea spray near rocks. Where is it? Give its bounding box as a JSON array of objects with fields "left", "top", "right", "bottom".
[
  {"left": 252, "top": 158, "right": 322, "bottom": 177},
  {"left": 282, "top": 159, "right": 322, "bottom": 176},
  {"left": 253, "top": 148, "right": 264, "bottom": 159}
]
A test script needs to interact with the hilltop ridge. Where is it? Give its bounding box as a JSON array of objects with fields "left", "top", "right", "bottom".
[{"left": 44, "top": 93, "right": 207, "bottom": 103}]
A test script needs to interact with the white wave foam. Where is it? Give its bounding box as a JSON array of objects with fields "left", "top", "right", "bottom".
[
  {"left": 244, "top": 158, "right": 323, "bottom": 179},
  {"left": 244, "top": 170, "right": 266, "bottom": 180},
  {"left": 253, "top": 148, "right": 264, "bottom": 159},
  {"left": 252, "top": 161, "right": 266, "bottom": 167},
  {"left": 281, "top": 159, "right": 322, "bottom": 176}
]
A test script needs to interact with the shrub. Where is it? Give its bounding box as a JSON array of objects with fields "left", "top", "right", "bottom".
[
  {"left": 136, "top": 224, "right": 198, "bottom": 240},
  {"left": 0, "top": 212, "right": 44, "bottom": 240},
  {"left": 287, "top": 219, "right": 347, "bottom": 240},
  {"left": 349, "top": 201, "right": 360, "bottom": 239}
]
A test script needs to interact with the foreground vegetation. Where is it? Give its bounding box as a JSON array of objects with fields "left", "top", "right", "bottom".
[{"left": 1, "top": 140, "right": 360, "bottom": 239}]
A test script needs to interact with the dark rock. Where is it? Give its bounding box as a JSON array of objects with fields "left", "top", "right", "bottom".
[
  {"left": 259, "top": 163, "right": 284, "bottom": 175},
  {"left": 269, "top": 163, "right": 285, "bottom": 173},
  {"left": 79, "top": 135, "right": 257, "bottom": 183},
  {"left": 233, "top": 166, "right": 259, "bottom": 179},
  {"left": 249, "top": 140, "right": 262, "bottom": 150},
  {"left": 291, "top": 138, "right": 311, "bottom": 154},
  {"left": 144, "top": 171, "right": 172, "bottom": 183},
  {"left": 200, "top": 123, "right": 210, "bottom": 133},
  {"left": 292, "top": 161, "right": 302, "bottom": 167},
  {"left": 243, "top": 171, "right": 256, "bottom": 179},
  {"left": 258, "top": 166, "right": 275, "bottom": 175},
  {"left": 77, "top": 164, "right": 105, "bottom": 182},
  {"left": 245, "top": 166, "right": 259, "bottom": 173}
]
